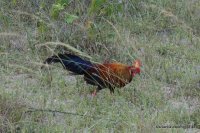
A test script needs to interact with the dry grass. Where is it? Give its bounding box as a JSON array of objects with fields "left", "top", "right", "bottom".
[{"left": 0, "top": 0, "right": 200, "bottom": 132}]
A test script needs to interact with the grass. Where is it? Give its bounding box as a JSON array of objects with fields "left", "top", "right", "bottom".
[{"left": 0, "top": 0, "right": 200, "bottom": 132}]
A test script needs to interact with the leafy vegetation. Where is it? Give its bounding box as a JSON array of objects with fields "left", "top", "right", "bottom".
[{"left": 0, "top": 0, "right": 200, "bottom": 132}]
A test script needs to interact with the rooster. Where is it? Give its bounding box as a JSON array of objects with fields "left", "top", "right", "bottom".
[{"left": 43, "top": 53, "right": 141, "bottom": 96}]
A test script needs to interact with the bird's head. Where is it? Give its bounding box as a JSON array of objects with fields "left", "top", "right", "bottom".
[{"left": 129, "top": 59, "right": 141, "bottom": 77}]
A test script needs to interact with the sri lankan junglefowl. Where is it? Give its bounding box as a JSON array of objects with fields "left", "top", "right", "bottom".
[{"left": 43, "top": 53, "right": 141, "bottom": 96}]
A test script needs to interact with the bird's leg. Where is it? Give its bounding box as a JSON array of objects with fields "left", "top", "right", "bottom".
[
  {"left": 92, "top": 89, "right": 97, "bottom": 97},
  {"left": 92, "top": 86, "right": 102, "bottom": 96},
  {"left": 109, "top": 87, "right": 115, "bottom": 95}
]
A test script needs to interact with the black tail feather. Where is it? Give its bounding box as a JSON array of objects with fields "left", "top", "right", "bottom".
[
  {"left": 43, "top": 55, "right": 61, "bottom": 64},
  {"left": 43, "top": 53, "right": 93, "bottom": 75}
]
